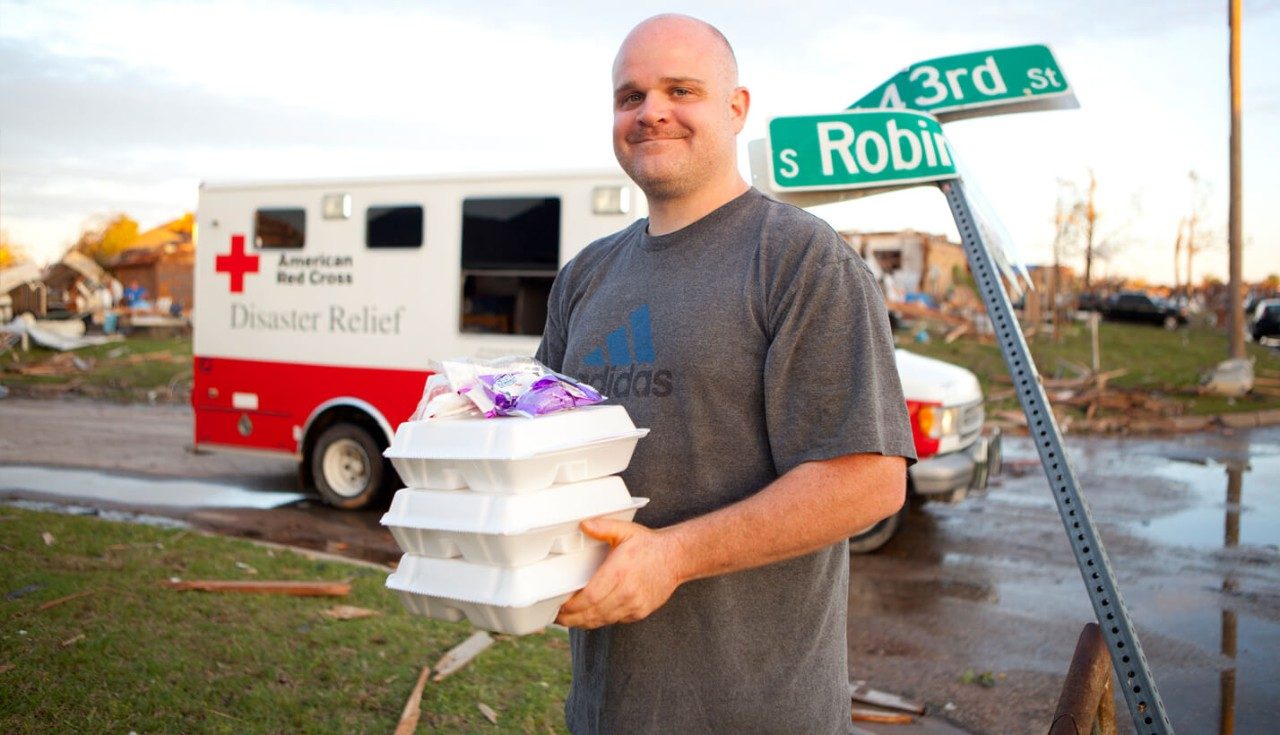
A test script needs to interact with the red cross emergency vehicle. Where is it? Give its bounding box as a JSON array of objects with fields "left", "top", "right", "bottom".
[{"left": 193, "top": 170, "right": 998, "bottom": 551}]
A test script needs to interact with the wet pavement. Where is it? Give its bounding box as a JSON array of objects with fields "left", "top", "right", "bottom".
[
  {"left": 848, "top": 425, "right": 1280, "bottom": 734},
  {"left": 2, "top": 397, "right": 1277, "bottom": 733},
  {"left": 0, "top": 464, "right": 305, "bottom": 508}
]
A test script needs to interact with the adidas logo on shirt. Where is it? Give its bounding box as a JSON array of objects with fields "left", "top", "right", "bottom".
[{"left": 580, "top": 304, "right": 674, "bottom": 399}]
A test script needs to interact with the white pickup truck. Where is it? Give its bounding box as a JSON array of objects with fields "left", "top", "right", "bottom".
[{"left": 848, "top": 349, "right": 1002, "bottom": 553}]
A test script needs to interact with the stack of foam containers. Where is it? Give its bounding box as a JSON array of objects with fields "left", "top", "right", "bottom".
[{"left": 380, "top": 405, "right": 649, "bottom": 635}]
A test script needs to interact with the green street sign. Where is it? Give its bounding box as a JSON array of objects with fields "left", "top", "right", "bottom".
[
  {"left": 765, "top": 109, "right": 958, "bottom": 193},
  {"left": 849, "top": 44, "right": 1076, "bottom": 121}
]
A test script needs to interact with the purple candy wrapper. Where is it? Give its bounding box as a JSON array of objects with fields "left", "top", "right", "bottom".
[{"left": 476, "top": 371, "right": 604, "bottom": 418}]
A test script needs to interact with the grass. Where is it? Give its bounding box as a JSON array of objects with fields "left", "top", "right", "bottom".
[
  {"left": 898, "top": 320, "right": 1280, "bottom": 419},
  {"left": 5, "top": 321, "right": 1279, "bottom": 421},
  {"left": 0, "top": 507, "right": 572, "bottom": 734},
  {"left": 1, "top": 337, "right": 192, "bottom": 402}
]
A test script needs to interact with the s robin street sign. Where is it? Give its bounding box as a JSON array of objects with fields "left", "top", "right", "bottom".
[{"left": 764, "top": 109, "right": 958, "bottom": 193}]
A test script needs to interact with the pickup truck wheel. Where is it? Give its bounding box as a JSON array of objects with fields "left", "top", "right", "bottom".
[
  {"left": 311, "top": 423, "right": 386, "bottom": 510},
  {"left": 848, "top": 506, "right": 906, "bottom": 554}
]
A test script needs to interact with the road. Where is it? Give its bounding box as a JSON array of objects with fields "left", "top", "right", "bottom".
[{"left": 2, "top": 396, "right": 1277, "bottom": 734}]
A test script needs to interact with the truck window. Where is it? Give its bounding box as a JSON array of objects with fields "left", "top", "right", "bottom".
[
  {"left": 367, "top": 205, "right": 423, "bottom": 249},
  {"left": 460, "top": 197, "right": 560, "bottom": 336},
  {"left": 255, "top": 208, "right": 305, "bottom": 249}
]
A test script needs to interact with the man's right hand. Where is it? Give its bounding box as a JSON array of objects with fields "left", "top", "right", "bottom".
[{"left": 555, "top": 518, "right": 684, "bottom": 629}]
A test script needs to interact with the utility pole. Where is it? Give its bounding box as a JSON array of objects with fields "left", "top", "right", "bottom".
[{"left": 1228, "top": 0, "right": 1245, "bottom": 358}]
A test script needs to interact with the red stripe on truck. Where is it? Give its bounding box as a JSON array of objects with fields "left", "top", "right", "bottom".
[{"left": 192, "top": 355, "right": 428, "bottom": 454}]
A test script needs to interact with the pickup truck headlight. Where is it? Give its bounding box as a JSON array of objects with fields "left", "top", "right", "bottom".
[{"left": 917, "top": 405, "right": 960, "bottom": 439}]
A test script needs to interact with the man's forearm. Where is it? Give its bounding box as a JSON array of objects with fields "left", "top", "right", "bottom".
[
  {"left": 663, "top": 452, "right": 906, "bottom": 584},
  {"left": 555, "top": 451, "right": 907, "bottom": 629}
]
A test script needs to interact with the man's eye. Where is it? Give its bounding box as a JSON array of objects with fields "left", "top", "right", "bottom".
[{"left": 672, "top": 88, "right": 690, "bottom": 97}]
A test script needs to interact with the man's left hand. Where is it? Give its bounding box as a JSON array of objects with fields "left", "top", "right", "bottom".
[{"left": 555, "top": 518, "right": 682, "bottom": 629}]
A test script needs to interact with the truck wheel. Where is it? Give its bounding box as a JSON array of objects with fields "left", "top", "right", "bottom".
[
  {"left": 848, "top": 506, "right": 906, "bottom": 555},
  {"left": 1163, "top": 315, "right": 1179, "bottom": 330},
  {"left": 311, "top": 423, "right": 386, "bottom": 510}
]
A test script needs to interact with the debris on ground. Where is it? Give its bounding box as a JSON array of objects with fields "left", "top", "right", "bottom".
[
  {"left": 41, "top": 531, "right": 55, "bottom": 546},
  {"left": 849, "top": 681, "right": 926, "bottom": 715},
  {"left": 5, "top": 583, "right": 43, "bottom": 601},
  {"left": 60, "top": 633, "right": 86, "bottom": 647},
  {"left": 431, "top": 631, "right": 494, "bottom": 682},
  {"left": 393, "top": 664, "right": 432, "bottom": 735},
  {"left": 477, "top": 702, "right": 499, "bottom": 725},
  {"left": 1201, "top": 357, "right": 1253, "bottom": 397},
  {"left": 319, "top": 605, "right": 379, "bottom": 621},
  {"left": 162, "top": 579, "right": 352, "bottom": 597},
  {"left": 38, "top": 590, "right": 93, "bottom": 612},
  {"left": 851, "top": 707, "right": 916, "bottom": 724}
]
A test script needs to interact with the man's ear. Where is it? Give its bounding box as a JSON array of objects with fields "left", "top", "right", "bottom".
[{"left": 730, "top": 86, "right": 750, "bottom": 133}]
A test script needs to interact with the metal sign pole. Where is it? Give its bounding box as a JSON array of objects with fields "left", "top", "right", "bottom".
[{"left": 939, "top": 178, "right": 1174, "bottom": 734}]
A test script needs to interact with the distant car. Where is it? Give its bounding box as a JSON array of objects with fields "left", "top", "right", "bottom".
[
  {"left": 1251, "top": 299, "right": 1280, "bottom": 342},
  {"left": 1075, "top": 292, "right": 1107, "bottom": 312},
  {"left": 1103, "top": 291, "right": 1188, "bottom": 329}
]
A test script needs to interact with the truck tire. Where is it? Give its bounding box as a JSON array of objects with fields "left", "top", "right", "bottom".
[
  {"left": 311, "top": 423, "right": 387, "bottom": 510},
  {"left": 1163, "top": 314, "right": 1179, "bottom": 330},
  {"left": 848, "top": 506, "right": 906, "bottom": 554}
]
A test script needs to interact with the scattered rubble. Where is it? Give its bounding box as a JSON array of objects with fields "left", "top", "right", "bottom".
[
  {"left": 393, "top": 665, "right": 432, "bottom": 735},
  {"left": 162, "top": 579, "right": 352, "bottom": 597},
  {"left": 38, "top": 590, "right": 94, "bottom": 612},
  {"left": 319, "top": 605, "right": 379, "bottom": 621},
  {"left": 431, "top": 631, "right": 494, "bottom": 682}
]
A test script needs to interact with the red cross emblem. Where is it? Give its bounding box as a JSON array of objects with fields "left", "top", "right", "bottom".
[{"left": 215, "top": 234, "right": 259, "bottom": 293}]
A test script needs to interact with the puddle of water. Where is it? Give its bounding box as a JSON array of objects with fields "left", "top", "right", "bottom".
[
  {"left": 2, "top": 498, "right": 190, "bottom": 529},
  {"left": 1135, "top": 455, "right": 1280, "bottom": 549},
  {"left": 1126, "top": 584, "right": 1280, "bottom": 735},
  {"left": 0, "top": 465, "right": 305, "bottom": 510}
]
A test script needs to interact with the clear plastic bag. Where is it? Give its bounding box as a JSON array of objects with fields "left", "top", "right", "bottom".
[{"left": 410, "top": 357, "right": 604, "bottom": 421}]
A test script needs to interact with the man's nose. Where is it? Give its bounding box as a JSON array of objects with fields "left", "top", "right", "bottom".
[{"left": 635, "top": 94, "right": 668, "bottom": 127}]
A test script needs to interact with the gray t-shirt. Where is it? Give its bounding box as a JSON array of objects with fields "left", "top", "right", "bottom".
[{"left": 537, "top": 188, "right": 915, "bottom": 734}]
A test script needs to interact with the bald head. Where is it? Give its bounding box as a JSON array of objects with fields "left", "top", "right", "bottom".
[
  {"left": 614, "top": 14, "right": 738, "bottom": 89},
  {"left": 609, "top": 13, "right": 750, "bottom": 215}
]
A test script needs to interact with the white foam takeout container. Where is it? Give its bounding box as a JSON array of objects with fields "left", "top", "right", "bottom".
[
  {"left": 384, "top": 405, "right": 649, "bottom": 493},
  {"left": 380, "top": 477, "right": 649, "bottom": 566},
  {"left": 387, "top": 545, "right": 608, "bottom": 635}
]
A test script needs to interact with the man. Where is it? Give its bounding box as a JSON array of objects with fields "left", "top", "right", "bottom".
[{"left": 535, "top": 14, "right": 915, "bottom": 734}]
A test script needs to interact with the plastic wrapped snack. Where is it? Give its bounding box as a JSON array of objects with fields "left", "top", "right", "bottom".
[{"left": 410, "top": 357, "right": 604, "bottom": 420}]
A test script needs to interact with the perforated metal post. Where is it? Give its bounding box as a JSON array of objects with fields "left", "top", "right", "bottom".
[{"left": 939, "top": 179, "right": 1173, "bottom": 734}]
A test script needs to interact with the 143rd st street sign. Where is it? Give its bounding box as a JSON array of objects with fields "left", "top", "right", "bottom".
[
  {"left": 765, "top": 109, "right": 958, "bottom": 193},
  {"left": 849, "top": 44, "right": 1077, "bottom": 121}
]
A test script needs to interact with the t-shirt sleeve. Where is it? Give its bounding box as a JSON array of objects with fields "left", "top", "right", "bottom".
[
  {"left": 535, "top": 264, "right": 570, "bottom": 373},
  {"left": 763, "top": 236, "right": 917, "bottom": 475}
]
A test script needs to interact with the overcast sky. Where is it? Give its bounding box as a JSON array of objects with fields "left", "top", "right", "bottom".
[{"left": 2, "top": 0, "right": 1278, "bottom": 284}]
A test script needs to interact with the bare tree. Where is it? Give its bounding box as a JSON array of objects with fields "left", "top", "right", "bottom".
[
  {"left": 1050, "top": 179, "right": 1085, "bottom": 341},
  {"left": 1082, "top": 170, "right": 1098, "bottom": 288},
  {"left": 1056, "top": 170, "right": 1134, "bottom": 291},
  {"left": 1181, "top": 171, "right": 1215, "bottom": 301}
]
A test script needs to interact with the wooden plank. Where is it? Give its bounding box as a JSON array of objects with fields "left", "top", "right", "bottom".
[
  {"left": 850, "top": 684, "right": 926, "bottom": 715},
  {"left": 163, "top": 579, "right": 351, "bottom": 597},
  {"left": 37, "top": 590, "right": 93, "bottom": 612},
  {"left": 393, "top": 665, "right": 432, "bottom": 735},
  {"left": 432, "top": 631, "right": 494, "bottom": 682},
  {"left": 851, "top": 707, "right": 916, "bottom": 724}
]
